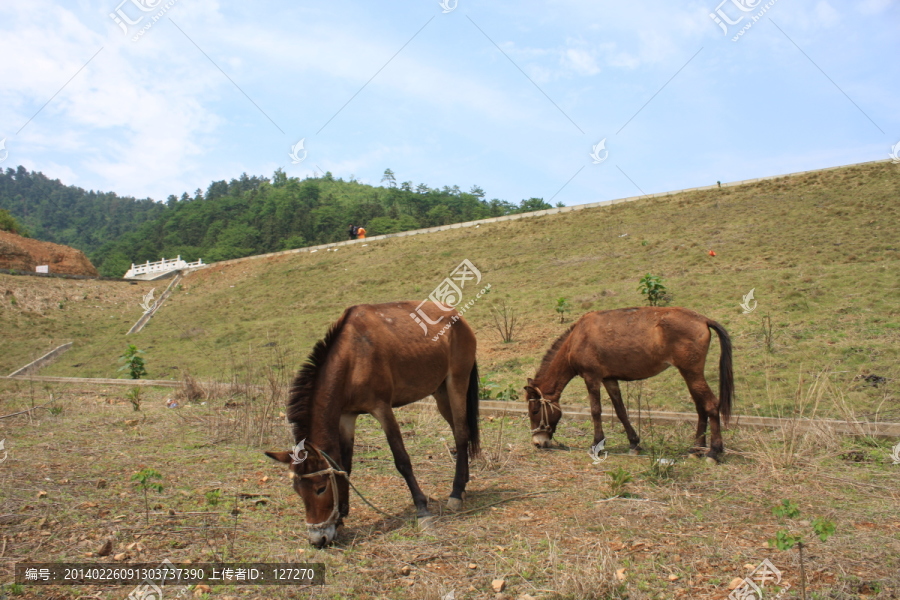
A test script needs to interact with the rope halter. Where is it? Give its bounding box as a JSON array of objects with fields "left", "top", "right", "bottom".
[
  {"left": 298, "top": 447, "right": 347, "bottom": 532},
  {"left": 528, "top": 391, "right": 561, "bottom": 434}
]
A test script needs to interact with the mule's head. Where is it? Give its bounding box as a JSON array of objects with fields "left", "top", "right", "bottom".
[
  {"left": 524, "top": 378, "right": 561, "bottom": 448},
  {"left": 265, "top": 446, "right": 349, "bottom": 547}
]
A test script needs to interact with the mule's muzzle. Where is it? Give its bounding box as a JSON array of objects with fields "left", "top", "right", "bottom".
[
  {"left": 307, "top": 523, "right": 336, "bottom": 547},
  {"left": 532, "top": 431, "right": 552, "bottom": 448}
]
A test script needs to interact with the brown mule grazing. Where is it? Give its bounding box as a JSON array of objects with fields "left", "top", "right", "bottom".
[
  {"left": 525, "top": 307, "right": 734, "bottom": 461},
  {"left": 266, "top": 301, "right": 480, "bottom": 547}
]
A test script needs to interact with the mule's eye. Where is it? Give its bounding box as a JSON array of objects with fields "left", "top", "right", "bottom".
[{"left": 315, "top": 485, "right": 327, "bottom": 495}]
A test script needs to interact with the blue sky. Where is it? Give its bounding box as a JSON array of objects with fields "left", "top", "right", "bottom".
[{"left": 1, "top": 0, "right": 897, "bottom": 206}]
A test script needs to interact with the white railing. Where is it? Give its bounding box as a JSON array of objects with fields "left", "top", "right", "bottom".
[{"left": 123, "top": 255, "right": 204, "bottom": 278}]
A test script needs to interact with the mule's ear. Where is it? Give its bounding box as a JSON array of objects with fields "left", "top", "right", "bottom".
[
  {"left": 265, "top": 451, "right": 292, "bottom": 464},
  {"left": 524, "top": 385, "right": 539, "bottom": 397},
  {"left": 526, "top": 377, "right": 535, "bottom": 386}
]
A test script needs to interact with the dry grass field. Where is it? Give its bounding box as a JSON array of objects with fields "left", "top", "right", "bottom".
[{"left": 0, "top": 378, "right": 898, "bottom": 600}]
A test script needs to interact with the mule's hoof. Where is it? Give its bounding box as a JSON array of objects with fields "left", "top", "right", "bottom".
[
  {"left": 705, "top": 456, "right": 720, "bottom": 466},
  {"left": 628, "top": 448, "right": 641, "bottom": 456},
  {"left": 447, "top": 497, "right": 463, "bottom": 512},
  {"left": 418, "top": 516, "right": 436, "bottom": 531},
  {"left": 688, "top": 452, "right": 702, "bottom": 460}
]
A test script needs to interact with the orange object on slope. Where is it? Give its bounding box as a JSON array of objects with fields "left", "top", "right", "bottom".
[
  {"left": 708, "top": 250, "right": 716, "bottom": 256},
  {"left": 357, "top": 227, "right": 366, "bottom": 239}
]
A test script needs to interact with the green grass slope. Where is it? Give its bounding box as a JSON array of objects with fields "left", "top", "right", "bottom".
[{"left": 2, "top": 160, "right": 898, "bottom": 419}]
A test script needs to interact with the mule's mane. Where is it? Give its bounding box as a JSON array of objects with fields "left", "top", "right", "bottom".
[
  {"left": 286, "top": 311, "right": 350, "bottom": 443},
  {"left": 535, "top": 323, "right": 577, "bottom": 383}
]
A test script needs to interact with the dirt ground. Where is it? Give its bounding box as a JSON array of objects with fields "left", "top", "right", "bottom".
[
  {"left": 0, "top": 231, "right": 98, "bottom": 277},
  {"left": 0, "top": 380, "right": 898, "bottom": 600}
]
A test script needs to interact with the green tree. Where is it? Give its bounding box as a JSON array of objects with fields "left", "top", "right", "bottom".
[
  {"left": 638, "top": 274, "right": 668, "bottom": 306},
  {"left": 517, "top": 198, "right": 552, "bottom": 213},
  {"left": 131, "top": 468, "right": 163, "bottom": 524},
  {"left": 119, "top": 345, "right": 147, "bottom": 379},
  {"left": 555, "top": 297, "right": 571, "bottom": 323},
  {"left": 0, "top": 209, "right": 26, "bottom": 235}
]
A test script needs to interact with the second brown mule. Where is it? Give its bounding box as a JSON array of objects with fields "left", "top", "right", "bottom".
[{"left": 525, "top": 307, "right": 734, "bottom": 461}]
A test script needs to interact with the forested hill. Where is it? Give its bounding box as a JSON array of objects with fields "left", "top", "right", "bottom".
[
  {"left": 0, "top": 166, "right": 555, "bottom": 276},
  {"left": 0, "top": 165, "right": 166, "bottom": 257}
]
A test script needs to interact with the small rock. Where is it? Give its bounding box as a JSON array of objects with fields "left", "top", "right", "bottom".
[
  {"left": 467, "top": 563, "right": 477, "bottom": 570},
  {"left": 668, "top": 574, "right": 679, "bottom": 581},
  {"left": 615, "top": 568, "right": 626, "bottom": 581},
  {"left": 193, "top": 584, "right": 211, "bottom": 596},
  {"left": 491, "top": 579, "right": 506, "bottom": 593},
  {"left": 97, "top": 539, "right": 113, "bottom": 557},
  {"left": 743, "top": 563, "right": 756, "bottom": 571},
  {"left": 399, "top": 565, "right": 411, "bottom": 576},
  {"left": 113, "top": 552, "right": 127, "bottom": 561},
  {"left": 37, "top": 491, "right": 47, "bottom": 499},
  {"left": 96, "top": 479, "right": 107, "bottom": 489},
  {"left": 729, "top": 577, "right": 745, "bottom": 590}
]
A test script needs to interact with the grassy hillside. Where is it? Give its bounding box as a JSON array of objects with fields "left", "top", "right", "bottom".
[{"left": 2, "top": 160, "right": 898, "bottom": 420}]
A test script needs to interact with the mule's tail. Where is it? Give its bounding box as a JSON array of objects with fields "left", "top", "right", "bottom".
[
  {"left": 466, "top": 361, "right": 481, "bottom": 457},
  {"left": 707, "top": 320, "right": 734, "bottom": 425}
]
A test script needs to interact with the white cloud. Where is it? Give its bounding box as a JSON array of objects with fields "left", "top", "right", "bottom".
[
  {"left": 857, "top": 0, "right": 893, "bottom": 15},
  {"left": 814, "top": 1, "right": 840, "bottom": 27},
  {"left": 0, "top": 0, "right": 229, "bottom": 198}
]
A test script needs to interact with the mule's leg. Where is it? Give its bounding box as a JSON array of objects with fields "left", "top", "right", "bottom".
[
  {"left": 436, "top": 376, "right": 472, "bottom": 512},
  {"left": 337, "top": 413, "right": 359, "bottom": 521},
  {"left": 679, "top": 369, "right": 723, "bottom": 462},
  {"left": 601, "top": 379, "right": 641, "bottom": 453},
  {"left": 582, "top": 374, "right": 606, "bottom": 448},
  {"left": 371, "top": 408, "right": 431, "bottom": 519}
]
